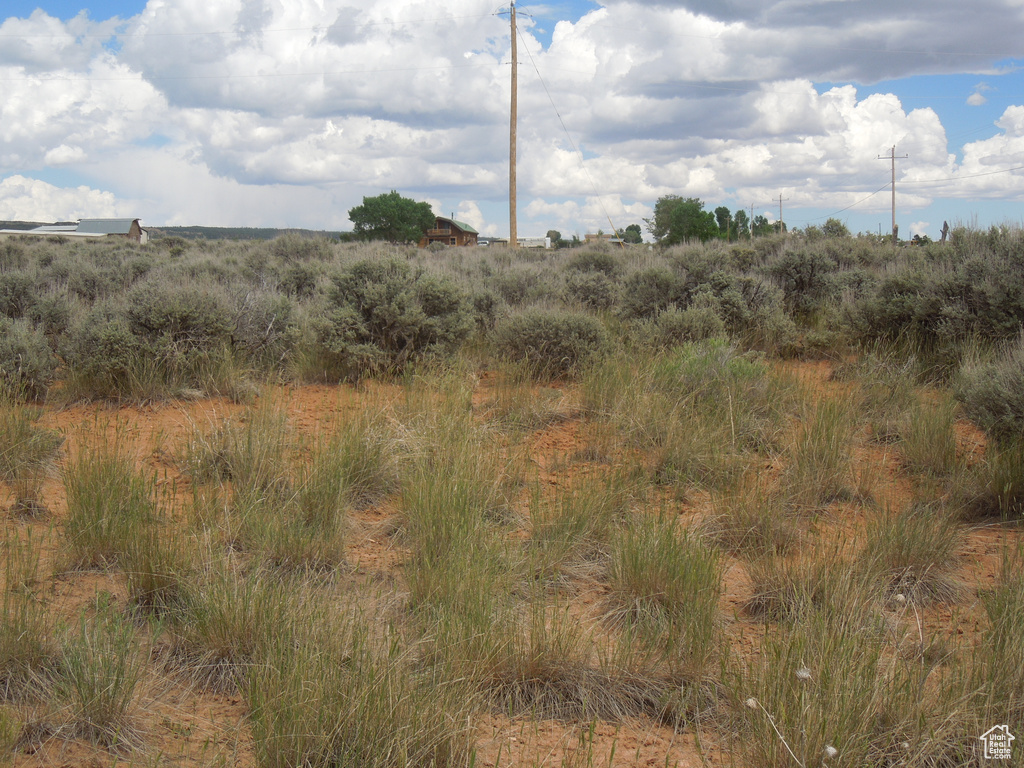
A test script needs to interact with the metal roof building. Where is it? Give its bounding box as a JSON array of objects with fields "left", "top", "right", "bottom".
[{"left": 0, "top": 218, "right": 148, "bottom": 243}]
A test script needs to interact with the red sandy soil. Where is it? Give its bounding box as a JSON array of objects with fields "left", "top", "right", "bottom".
[{"left": 3, "top": 360, "right": 1019, "bottom": 767}]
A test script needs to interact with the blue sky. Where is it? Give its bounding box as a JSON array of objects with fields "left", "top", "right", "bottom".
[{"left": 2, "top": 0, "right": 1024, "bottom": 239}]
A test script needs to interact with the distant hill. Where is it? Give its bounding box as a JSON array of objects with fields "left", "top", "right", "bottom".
[
  {"left": 1, "top": 221, "right": 352, "bottom": 241},
  {"left": 0, "top": 221, "right": 49, "bottom": 231},
  {"left": 149, "top": 225, "right": 352, "bottom": 241}
]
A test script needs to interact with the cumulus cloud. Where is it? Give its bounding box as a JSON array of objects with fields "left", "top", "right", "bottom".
[
  {"left": 1, "top": 0, "right": 1024, "bottom": 232},
  {"left": 968, "top": 82, "right": 992, "bottom": 106},
  {"left": 0, "top": 175, "right": 121, "bottom": 220}
]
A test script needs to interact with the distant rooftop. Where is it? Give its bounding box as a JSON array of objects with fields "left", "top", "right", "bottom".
[{"left": 76, "top": 218, "right": 140, "bottom": 235}]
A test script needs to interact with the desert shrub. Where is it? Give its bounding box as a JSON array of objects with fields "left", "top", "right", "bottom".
[
  {"left": 60, "top": 304, "right": 142, "bottom": 399},
  {"left": 619, "top": 267, "right": 685, "bottom": 320},
  {"left": 228, "top": 289, "right": 297, "bottom": 365},
  {"left": 955, "top": 335, "right": 1024, "bottom": 445},
  {"left": 565, "top": 249, "right": 622, "bottom": 277},
  {"left": 269, "top": 232, "right": 333, "bottom": 262},
  {"left": 764, "top": 246, "right": 839, "bottom": 316},
  {"left": 125, "top": 281, "right": 233, "bottom": 364},
  {"left": 847, "top": 242, "right": 1024, "bottom": 362},
  {"left": 469, "top": 289, "right": 503, "bottom": 331},
  {"left": 494, "top": 309, "right": 608, "bottom": 377},
  {"left": 318, "top": 258, "right": 472, "bottom": 378},
  {"left": 493, "top": 268, "right": 540, "bottom": 305},
  {"left": 0, "top": 271, "right": 37, "bottom": 319},
  {"left": 66, "top": 260, "right": 127, "bottom": 303},
  {"left": 0, "top": 318, "right": 56, "bottom": 400},
  {"left": 279, "top": 261, "right": 319, "bottom": 298},
  {"left": 648, "top": 294, "right": 726, "bottom": 346},
  {"left": 25, "top": 291, "right": 72, "bottom": 337},
  {"left": 563, "top": 270, "right": 619, "bottom": 310},
  {"left": 0, "top": 240, "right": 28, "bottom": 272}
]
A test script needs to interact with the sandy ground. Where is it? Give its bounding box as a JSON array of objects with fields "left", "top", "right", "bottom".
[{"left": 2, "top": 359, "right": 1019, "bottom": 767}]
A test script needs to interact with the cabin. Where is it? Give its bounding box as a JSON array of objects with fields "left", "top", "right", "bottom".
[
  {"left": 0, "top": 218, "right": 149, "bottom": 244},
  {"left": 420, "top": 216, "right": 478, "bottom": 247}
]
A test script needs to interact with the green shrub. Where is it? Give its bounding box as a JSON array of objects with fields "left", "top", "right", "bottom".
[
  {"left": 319, "top": 258, "right": 472, "bottom": 378},
  {"left": 60, "top": 305, "right": 142, "bottom": 399},
  {"left": 619, "top": 267, "right": 685, "bottom": 320},
  {"left": 563, "top": 270, "right": 619, "bottom": 310},
  {"left": 955, "top": 335, "right": 1024, "bottom": 445},
  {"left": 125, "top": 281, "right": 233, "bottom": 363},
  {"left": 26, "top": 292, "right": 72, "bottom": 337},
  {"left": 764, "top": 246, "right": 839, "bottom": 316},
  {"left": 0, "top": 240, "right": 27, "bottom": 272},
  {"left": 269, "top": 232, "right": 333, "bottom": 262},
  {"left": 648, "top": 295, "right": 726, "bottom": 346},
  {"left": 493, "top": 268, "right": 540, "bottom": 305},
  {"left": 494, "top": 309, "right": 608, "bottom": 377},
  {"left": 0, "top": 271, "right": 37, "bottom": 320},
  {"left": 0, "top": 317, "right": 57, "bottom": 401},
  {"left": 565, "top": 249, "right": 622, "bottom": 277}
]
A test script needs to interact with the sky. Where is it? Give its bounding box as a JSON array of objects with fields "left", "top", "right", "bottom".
[{"left": 2, "top": 0, "right": 1024, "bottom": 240}]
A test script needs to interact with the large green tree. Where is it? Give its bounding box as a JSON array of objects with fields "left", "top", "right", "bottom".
[
  {"left": 348, "top": 191, "right": 435, "bottom": 244},
  {"left": 733, "top": 209, "right": 750, "bottom": 239},
  {"left": 618, "top": 223, "right": 643, "bottom": 244},
  {"left": 644, "top": 196, "right": 719, "bottom": 246},
  {"left": 714, "top": 206, "right": 733, "bottom": 239}
]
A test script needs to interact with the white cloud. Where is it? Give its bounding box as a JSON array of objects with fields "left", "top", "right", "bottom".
[
  {"left": 2, "top": 0, "right": 1024, "bottom": 233},
  {"left": 0, "top": 175, "right": 121, "bottom": 220}
]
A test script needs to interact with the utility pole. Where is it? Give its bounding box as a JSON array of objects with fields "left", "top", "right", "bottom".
[
  {"left": 508, "top": 0, "right": 518, "bottom": 248},
  {"left": 878, "top": 145, "right": 908, "bottom": 245},
  {"left": 749, "top": 204, "right": 755, "bottom": 239},
  {"left": 775, "top": 193, "right": 789, "bottom": 235}
]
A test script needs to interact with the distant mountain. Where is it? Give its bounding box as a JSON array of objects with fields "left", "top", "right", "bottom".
[
  {"left": 149, "top": 225, "right": 352, "bottom": 241},
  {"left": 1, "top": 221, "right": 353, "bottom": 241},
  {"left": 0, "top": 221, "right": 49, "bottom": 231}
]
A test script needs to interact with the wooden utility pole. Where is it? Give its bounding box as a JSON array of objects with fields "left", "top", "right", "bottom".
[
  {"left": 775, "top": 193, "right": 789, "bottom": 235},
  {"left": 508, "top": 0, "right": 518, "bottom": 248},
  {"left": 749, "top": 204, "right": 755, "bottom": 239},
  {"left": 878, "top": 145, "right": 908, "bottom": 245}
]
